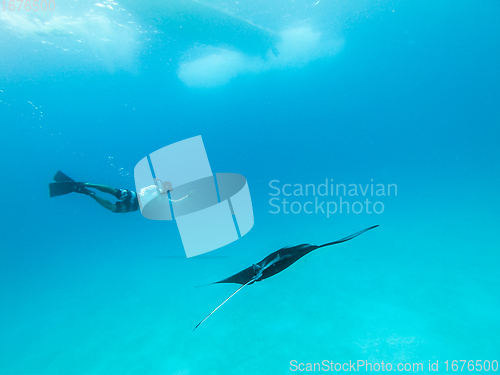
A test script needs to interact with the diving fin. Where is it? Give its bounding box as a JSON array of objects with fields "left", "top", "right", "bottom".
[
  {"left": 49, "top": 181, "right": 91, "bottom": 197},
  {"left": 53, "top": 170, "right": 74, "bottom": 182},
  {"left": 49, "top": 171, "right": 92, "bottom": 197}
]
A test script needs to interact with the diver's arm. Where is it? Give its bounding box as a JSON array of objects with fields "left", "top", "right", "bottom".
[
  {"left": 85, "top": 183, "right": 119, "bottom": 196},
  {"left": 169, "top": 190, "right": 195, "bottom": 202}
]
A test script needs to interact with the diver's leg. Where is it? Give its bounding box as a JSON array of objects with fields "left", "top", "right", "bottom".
[
  {"left": 84, "top": 183, "right": 119, "bottom": 197},
  {"left": 87, "top": 192, "right": 118, "bottom": 213}
]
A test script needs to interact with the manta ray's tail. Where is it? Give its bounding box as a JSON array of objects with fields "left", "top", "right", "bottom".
[
  {"left": 318, "top": 225, "right": 379, "bottom": 249},
  {"left": 193, "top": 278, "right": 256, "bottom": 331}
]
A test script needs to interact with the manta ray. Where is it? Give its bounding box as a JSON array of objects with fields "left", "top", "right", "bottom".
[{"left": 194, "top": 225, "right": 379, "bottom": 330}]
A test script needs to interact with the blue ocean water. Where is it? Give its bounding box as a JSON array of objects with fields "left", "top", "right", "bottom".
[{"left": 1, "top": 0, "right": 499, "bottom": 373}]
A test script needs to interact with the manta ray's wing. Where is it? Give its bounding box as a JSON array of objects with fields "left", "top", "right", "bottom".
[
  {"left": 318, "top": 225, "right": 379, "bottom": 248},
  {"left": 212, "top": 265, "right": 255, "bottom": 285}
]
